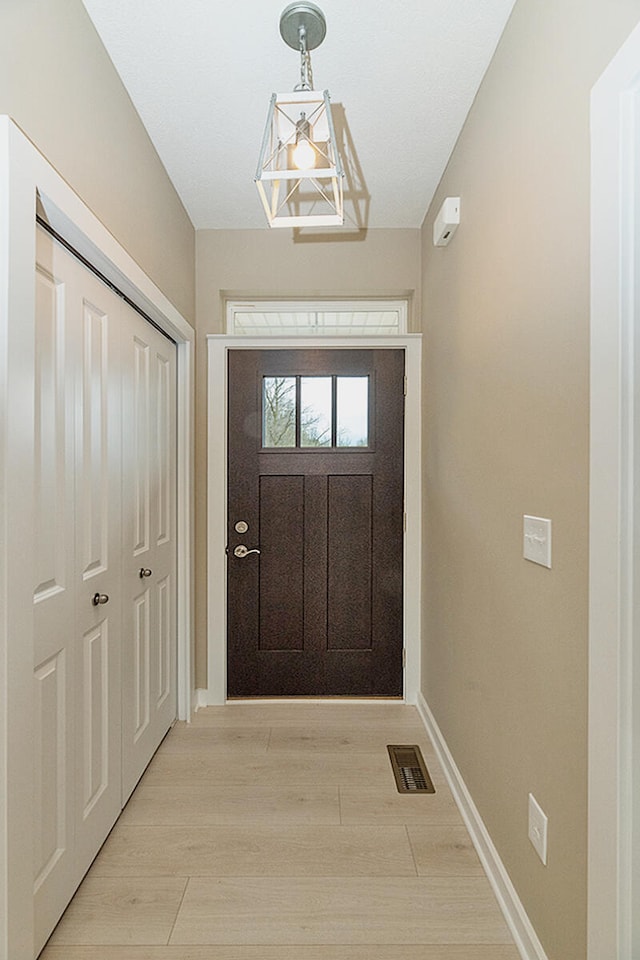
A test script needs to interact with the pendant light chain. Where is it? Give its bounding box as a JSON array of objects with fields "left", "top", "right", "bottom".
[{"left": 294, "top": 25, "right": 314, "bottom": 91}]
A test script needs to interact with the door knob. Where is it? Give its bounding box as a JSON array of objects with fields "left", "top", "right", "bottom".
[
  {"left": 233, "top": 544, "right": 261, "bottom": 558},
  {"left": 92, "top": 592, "right": 109, "bottom": 606},
  {"left": 139, "top": 567, "right": 153, "bottom": 578}
]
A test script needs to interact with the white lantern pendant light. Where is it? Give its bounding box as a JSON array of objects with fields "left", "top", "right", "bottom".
[{"left": 255, "top": 2, "right": 345, "bottom": 228}]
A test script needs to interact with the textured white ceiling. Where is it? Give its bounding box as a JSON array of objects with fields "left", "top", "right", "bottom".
[{"left": 81, "top": 0, "right": 516, "bottom": 230}]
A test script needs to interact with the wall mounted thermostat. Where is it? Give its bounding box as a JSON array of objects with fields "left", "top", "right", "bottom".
[{"left": 433, "top": 196, "right": 461, "bottom": 246}]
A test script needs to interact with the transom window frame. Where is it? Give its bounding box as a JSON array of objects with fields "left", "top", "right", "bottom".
[{"left": 226, "top": 298, "right": 409, "bottom": 337}]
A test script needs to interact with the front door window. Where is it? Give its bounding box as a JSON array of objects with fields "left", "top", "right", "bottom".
[{"left": 262, "top": 375, "right": 369, "bottom": 449}]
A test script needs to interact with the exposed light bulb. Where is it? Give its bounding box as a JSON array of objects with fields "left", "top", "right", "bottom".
[
  {"left": 292, "top": 138, "right": 316, "bottom": 170},
  {"left": 292, "top": 112, "right": 317, "bottom": 170}
]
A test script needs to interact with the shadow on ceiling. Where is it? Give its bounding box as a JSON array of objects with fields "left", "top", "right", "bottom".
[{"left": 293, "top": 103, "right": 370, "bottom": 244}]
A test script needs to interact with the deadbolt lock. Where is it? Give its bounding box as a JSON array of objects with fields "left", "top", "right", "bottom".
[{"left": 234, "top": 520, "right": 249, "bottom": 534}]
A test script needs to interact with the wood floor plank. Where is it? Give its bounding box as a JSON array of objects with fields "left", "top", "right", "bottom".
[
  {"left": 90, "top": 824, "right": 418, "bottom": 877},
  {"left": 158, "top": 725, "right": 271, "bottom": 753},
  {"left": 120, "top": 782, "right": 341, "bottom": 826},
  {"left": 407, "top": 825, "right": 486, "bottom": 876},
  {"left": 340, "top": 783, "right": 464, "bottom": 825},
  {"left": 141, "top": 749, "right": 396, "bottom": 786},
  {"left": 46, "top": 877, "right": 188, "bottom": 945},
  {"left": 169, "top": 877, "right": 514, "bottom": 945},
  {"left": 267, "top": 725, "right": 439, "bottom": 757},
  {"left": 40, "top": 944, "right": 523, "bottom": 960}
]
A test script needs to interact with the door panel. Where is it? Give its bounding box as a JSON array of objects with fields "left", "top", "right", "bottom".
[
  {"left": 73, "top": 271, "right": 122, "bottom": 877},
  {"left": 78, "top": 299, "right": 110, "bottom": 580},
  {"left": 157, "top": 574, "right": 172, "bottom": 705},
  {"left": 133, "top": 590, "right": 151, "bottom": 735},
  {"left": 327, "top": 474, "right": 372, "bottom": 650},
  {"left": 33, "top": 650, "right": 69, "bottom": 893},
  {"left": 34, "top": 264, "right": 69, "bottom": 605},
  {"left": 121, "top": 312, "right": 177, "bottom": 802},
  {"left": 227, "top": 349, "right": 404, "bottom": 698},
  {"left": 80, "top": 621, "right": 110, "bottom": 816},
  {"left": 303, "top": 475, "right": 328, "bottom": 649},
  {"left": 259, "top": 475, "right": 304, "bottom": 651},
  {"left": 33, "top": 244, "right": 76, "bottom": 943},
  {"left": 156, "top": 353, "right": 173, "bottom": 546},
  {"left": 33, "top": 231, "right": 123, "bottom": 951}
]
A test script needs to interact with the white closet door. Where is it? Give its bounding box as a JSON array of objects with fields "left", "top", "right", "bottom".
[
  {"left": 121, "top": 310, "right": 177, "bottom": 802},
  {"left": 33, "top": 230, "right": 78, "bottom": 948},
  {"left": 33, "top": 230, "right": 122, "bottom": 950},
  {"left": 33, "top": 227, "right": 177, "bottom": 951},
  {"left": 71, "top": 265, "right": 123, "bottom": 872}
]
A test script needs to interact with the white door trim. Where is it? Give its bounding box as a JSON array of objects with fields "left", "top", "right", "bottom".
[
  {"left": 206, "top": 334, "right": 422, "bottom": 705},
  {"left": 589, "top": 23, "right": 640, "bottom": 960},
  {"left": 0, "top": 116, "right": 194, "bottom": 960}
]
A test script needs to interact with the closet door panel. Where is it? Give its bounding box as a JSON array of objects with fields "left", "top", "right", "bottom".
[
  {"left": 33, "top": 264, "right": 71, "bottom": 610},
  {"left": 33, "top": 237, "right": 77, "bottom": 948},
  {"left": 33, "top": 229, "right": 123, "bottom": 955},
  {"left": 121, "top": 313, "right": 177, "bottom": 802},
  {"left": 153, "top": 349, "right": 175, "bottom": 715},
  {"left": 78, "top": 300, "right": 110, "bottom": 580},
  {"left": 72, "top": 273, "right": 123, "bottom": 871},
  {"left": 157, "top": 574, "right": 172, "bottom": 707}
]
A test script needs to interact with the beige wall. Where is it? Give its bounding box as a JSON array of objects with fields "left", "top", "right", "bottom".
[
  {"left": 195, "top": 228, "right": 421, "bottom": 684},
  {"left": 196, "top": 229, "right": 421, "bottom": 333},
  {"left": 0, "top": 0, "right": 195, "bottom": 321},
  {"left": 420, "top": 1, "right": 640, "bottom": 958}
]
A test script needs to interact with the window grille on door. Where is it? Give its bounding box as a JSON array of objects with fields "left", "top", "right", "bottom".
[{"left": 262, "top": 375, "right": 369, "bottom": 448}]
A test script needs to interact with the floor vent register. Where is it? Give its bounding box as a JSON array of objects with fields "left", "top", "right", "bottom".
[{"left": 387, "top": 744, "right": 436, "bottom": 794}]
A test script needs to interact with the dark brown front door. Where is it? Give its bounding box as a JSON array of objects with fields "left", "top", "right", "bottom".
[{"left": 227, "top": 348, "right": 405, "bottom": 697}]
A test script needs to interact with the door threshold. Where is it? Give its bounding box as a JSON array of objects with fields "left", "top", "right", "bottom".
[{"left": 225, "top": 696, "right": 405, "bottom": 704}]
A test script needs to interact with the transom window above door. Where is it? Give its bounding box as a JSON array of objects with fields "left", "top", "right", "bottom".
[
  {"left": 227, "top": 299, "right": 408, "bottom": 337},
  {"left": 263, "top": 375, "right": 369, "bottom": 449}
]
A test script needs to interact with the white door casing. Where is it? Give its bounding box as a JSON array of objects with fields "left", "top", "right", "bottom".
[
  {"left": 589, "top": 19, "right": 640, "bottom": 960},
  {"left": 0, "top": 117, "right": 194, "bottom": 960},
  {"left": 206, "top": 334, "right": 422, "bottom": 706}
]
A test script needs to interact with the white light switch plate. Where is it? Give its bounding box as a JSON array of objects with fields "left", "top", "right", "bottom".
[
  {"left": 523, "top": 516, "right": 552, "bottom": 568},
  {"left": 528, "top": 793, "right": 548, "bottom": 865}
]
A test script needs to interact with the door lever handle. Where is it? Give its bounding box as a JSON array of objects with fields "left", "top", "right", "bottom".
[{"left": 233, "top": 544, "right": 261, "bottom": 558}]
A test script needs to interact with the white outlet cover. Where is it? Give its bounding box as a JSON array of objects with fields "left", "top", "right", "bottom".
[
  {"left": 523, "top": 515, "right": 552, "bottom": 568},
  {"left": 528, "top": 792, "right": 548, "bottom": 865}
]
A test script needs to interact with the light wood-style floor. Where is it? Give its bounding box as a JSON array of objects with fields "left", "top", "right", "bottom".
[{"left": 40, "top": 703, "right": 520, "bottom": 960}]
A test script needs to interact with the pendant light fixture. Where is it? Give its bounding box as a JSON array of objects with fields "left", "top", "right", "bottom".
[{"left": 255, "top": 2, "right": 344, "bottom": 228}]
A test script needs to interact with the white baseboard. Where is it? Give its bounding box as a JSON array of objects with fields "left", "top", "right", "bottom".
[
  {"left": 194, "top": 688, "right": 211, "bottom": 710},
  {"left": 416, "top": 691, "right": 549, "bottom": 960}
]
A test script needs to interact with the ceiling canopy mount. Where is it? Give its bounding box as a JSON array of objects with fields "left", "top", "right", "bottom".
[{"left": 279, "top": 2, "right": 327, "bottom": 52}]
